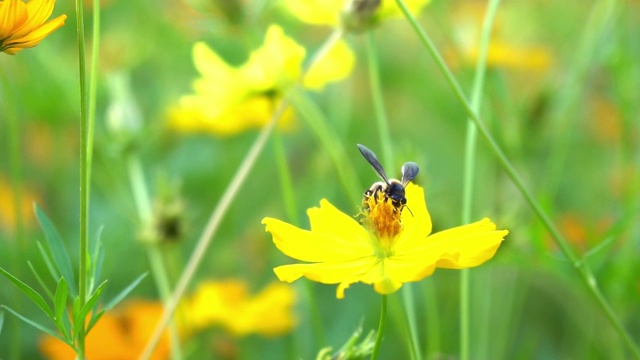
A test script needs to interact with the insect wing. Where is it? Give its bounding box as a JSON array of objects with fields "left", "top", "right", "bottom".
[
  {"left": 401, "top": 162, "right": 419, "bottom": 186},
  {"left": 357, "top": 144, "right": 389, "bottom": 183}
]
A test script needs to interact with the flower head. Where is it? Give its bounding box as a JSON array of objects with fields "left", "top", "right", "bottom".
[
  {"left": 169, "top": 24, "right": 354, "bottom": 136},
  {"left": 263, "top": 184, "right": 508, "bottom": 299},
  {"left": 184, "top": 279, "right": 297, "bottom": 337},
  {"left": 0, "top": 0, "right": 67, "bottom": 55}
]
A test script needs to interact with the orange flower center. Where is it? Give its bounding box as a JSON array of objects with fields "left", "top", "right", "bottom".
[{"left": 360, "top": 192, "right": 403, "bottom": 251}]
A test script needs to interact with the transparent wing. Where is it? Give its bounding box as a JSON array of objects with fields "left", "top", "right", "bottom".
[
  {"left": 401, "top": 162, "right": 419, "bottom": 186},
  {"left": 357, "top": 144, "right": 389, "bottom": 183}
]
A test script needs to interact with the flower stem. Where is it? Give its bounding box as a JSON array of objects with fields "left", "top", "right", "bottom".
[
  {"left": 395, "top": 0, "right": 640, "bottom": 357},
  {"left": 74, "top": 0, "right": 90, "bottom": 356},
  {"left": 459, "top": 1, "right": 500, "bottom": 359},
  {"left": 371, "top": 295, "right": 388, "bottom": 360},
  {"left": 366, "top": 31, "right": 393, "bottom": 168},
  {"left": 127, "top": 155, "right": 183, "bottom": 360}
]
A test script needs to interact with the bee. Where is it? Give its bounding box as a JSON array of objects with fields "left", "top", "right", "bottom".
[{"left": 357, "top": 144, "right": 419, "bottom": 210}]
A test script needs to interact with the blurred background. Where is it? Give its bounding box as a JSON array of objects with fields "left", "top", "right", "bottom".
[{"left": 1, "top": 0, "right": 639, "bottom": 359}]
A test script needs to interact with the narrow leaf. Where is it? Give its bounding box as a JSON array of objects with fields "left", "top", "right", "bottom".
[
  {"left": 89, "top": 228, "right": 104, "bottom": 293},
  {"left": 34, "top": 204, "right": 77, "bottom": 297},
  {"left": 0, "top": 267, "right": 53, "bottom": 318},
  {"left": 53, "top": 277, "right": 70, "bottom": 340},
  {"left": 74, "top": 280, "right": 108, "bottom": 337},
  {"left": 36, "top": 241, "right": 60, "bottom": 283},
  {"left": 27, "top": 261, "right": 55, "bottom": 300},
  {"left": 1, "top": 306, "right": 66, "bottom": 343},
  {"left": 0, "top": 310, "right": 4, "bottom": 336},
  {"left": 103, "top": 273, "right": 147, "bottom": 311}
]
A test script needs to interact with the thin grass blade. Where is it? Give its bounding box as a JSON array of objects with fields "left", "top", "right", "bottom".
[
  {"left": 27, "top": 261, "right": 55, "bottom": 300},
  {"left": 103, "top": 273, "right": 147, "bottom": 311}
]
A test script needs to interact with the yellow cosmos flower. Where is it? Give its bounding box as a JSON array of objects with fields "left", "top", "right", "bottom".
[
  {"left": 281, "top": 0, "right": 430, "bottom": 28},
  {"left": 0, "top": 0, "right": 67, "bottom": 55},
  {"left": 169, "top": 24, "right": 355, "bottom": 136},
  {"left": 185, "top": 280, "right": 297, "bottom": 337},
  {"left": 263, "top": 183, "right": 508, "bottom": 299}
]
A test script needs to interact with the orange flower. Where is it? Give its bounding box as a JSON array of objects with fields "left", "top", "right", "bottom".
[
  {"left": 39, "top": 300, "right": 172, "bottom": 360},
  {"left": 0, "top": 0, "right": 67, "bottom": 55},
  {"left": 0, "top": 175, "right": 38, "bottom": 236}
]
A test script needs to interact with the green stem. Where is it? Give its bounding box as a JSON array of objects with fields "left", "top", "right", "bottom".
[
  {"left": 127, "top": 156, "right": 183, "bottom": 360},
  {"left": 371, "top": 295, "right": 388, "bottom": 360},
  {"left": 459, "top": 1, "right": 500, "bottom": 359},
  {"left": 366, "top": 31, "right": 393, "bottom": 168},
  {"left": 395, "top": 0, "right": 640, "bottom": 357},
  {"left": 74, "top": 0, "right": 89, "bottom": 356},
  {"left": 272, "top": 132, "right": 299, "bottom": 226},
  {"left": 87, "top": 0, "right": 100, "bottom": 168}
]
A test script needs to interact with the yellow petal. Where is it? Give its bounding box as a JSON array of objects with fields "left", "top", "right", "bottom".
[
  {"left": 263, "top": 217, "right": 373, "bottom": 262},
  {"left": 0, "top": 0, "right": 28, "bottom": 39},
  {"left": 240, "top": 24, "right": 306, "bottom": 92},
  {"left": 280, "top": 0, "right": 345, "bottom": 26},
  {"left": 396, "top": 183, "right": 432, "bottom": 247},
  {"left": 377, "top": 0, "right": 430, "bottom": 20},
  {"left": 304, "top": 39, "right": 355, "bottom": 90},
  {"left": 423, "top": 218, "right": 507, "bottom": 269},
  {"left": 308, "top": 199, "right": 369, "bottom": 243},
  {"left": 274, "top": 257, "right": 377, "bottom": 284}
]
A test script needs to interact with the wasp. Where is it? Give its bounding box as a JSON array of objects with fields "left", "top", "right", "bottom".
[{"left": 357, "top": 144, "right": 419, "bottom": 210}]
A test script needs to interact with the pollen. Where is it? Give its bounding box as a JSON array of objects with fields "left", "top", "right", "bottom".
[{"left": 360, "top": 192, "right": 403, "bottom": 244}]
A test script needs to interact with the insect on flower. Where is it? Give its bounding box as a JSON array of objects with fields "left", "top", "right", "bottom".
[{"left": 357, "top": 144, "right": 419, "bottom": 211}]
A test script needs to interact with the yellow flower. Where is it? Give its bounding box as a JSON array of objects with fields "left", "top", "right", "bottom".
[
  {"left": 0, "top": 175, "right": 39, "bottom": 236},
  {"left": 169, "top": 24, "right": 355, "bottom": 136},
  {"left": 39, "top": 300, "right": 173, "bottom": 360},
  {"left": 263, "top": 184, "right": 508, "bottom": 299},
  {"left": 281, "top": 0, "right": 430, "bottom": 28},
  {"left": 0, "top": 0, "right": 67, "bottom": 55},
  {"left": 185, "top": 279, "right": 297, "bottom": 337}
]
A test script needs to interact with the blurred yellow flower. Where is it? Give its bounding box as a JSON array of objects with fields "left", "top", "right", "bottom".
[
  {"left": 169, "top": 24, "right": 355, "bottom": 136},
  {"left": 39, "top": 300, "right": 172, "bottom": 360},
  {"left": 281, "top": 0, "right": 430, "bottom": 28},
  {"left": 0, "top": 0, "right": 67, "bottom": 55},
  {"left": 448, "top": 1, "right": 552, "bottom": 71},
  {"left": 0, "top": 175, "right": 38, "bottom": 236},
  {"left": 185, "top": 279, "right": 297, "bottom": 337},
  {"left": 263, "top": 184, "right": 508, "bottom": 299}
]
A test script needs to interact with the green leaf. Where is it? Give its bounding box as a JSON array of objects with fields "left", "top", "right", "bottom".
[
  {"left": 0, "top": 310, "right": 4, "bottom": 336},
  {"left": 1, "top": 305, "right": 66, "bottom": 343},
  {"left": 27, "top": 261, "right": 54, "bottom": 301},
  {"left": 34, "top": 204, "right": 77, "bottom": 297},
  {"left": 0, "top": 267, "right": 53, "bottom": 319},
  {"left": 73, "top": 280, "right": 108, "bottom": 337},
  {"left": 36, "top": 241, "right": 60, "bottom": 283},
  {"left": 53, "top": 277, "right": 71, "bottom": 340},
  {"left": 103, "top": 273, "right": 147, "bottom": 311}
]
